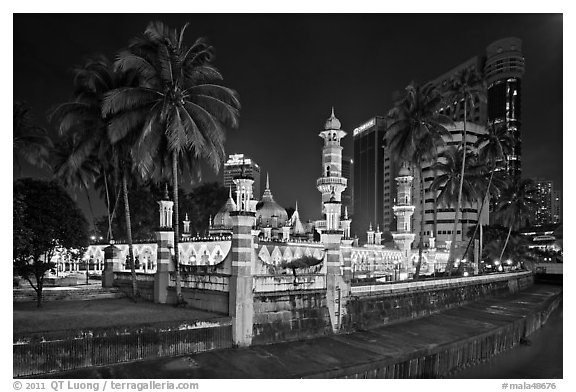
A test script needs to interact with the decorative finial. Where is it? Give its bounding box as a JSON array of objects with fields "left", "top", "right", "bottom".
[
  {"left": 209, "top": 215, "right": 213, "bottom": 227},
  {"left": 331, "top": 106, "right": 335, "bottom": 118},
  {"left": 229, "top": 185, "right": 232, "bottom": 199},
  {"left": 344, "top": 206, "right": 348, "bottom": 219},
  {"left": 266, "top": 172, "right": 270, "bottom": 190},
  {"left": 295, "top": 200, "right": 299, "bottom": 211},
  {"left": 369, "top": 222, "right": 373, "bottom": 231},
  {"left": 164, "top": 183, "right": 169, "bottom": 200},
  {"left": 376, "top": 224, "right": 380, "bottom": 232},
  {"left": 185, "top": 213, "right": 189, "bottom": 221}
]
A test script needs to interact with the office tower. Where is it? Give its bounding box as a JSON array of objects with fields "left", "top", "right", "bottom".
[
  {"left": 552, "top": 189, "right": 562, "bottom": 224},
  {"left": 530, "top": 179, "right": 554, "bottom": 226},
  {"left": 341, "top": 156, "right": 354, "bottom": 215},
  {"left": 485, "top": 38, "right": 525, "bottom": 180},
  {"left": 222, "top": 153, "right": 261, "bottom": 198},
  {"left": 352, "top": 116, "right": 398, "bottom": 239}
]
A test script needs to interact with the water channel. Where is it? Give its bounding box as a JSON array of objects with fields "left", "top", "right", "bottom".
[{"left": 451, "top": 291, "right": 563, "bottom": 379}]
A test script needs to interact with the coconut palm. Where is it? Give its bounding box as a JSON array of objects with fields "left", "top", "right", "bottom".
[
  {"left": 493, "top": 178, "right": 537, "bottom": 265},
  {"left": 463, "top": 121, "right": 515, "bottom": 264},
  {"left": 441, "top": 67, "right": 486, "bottom": 268},
  {"left": 13, "top": 101, "right": 53, "bottom": 174},
  {"left": 430, "top": 147, "right": 485, "bottom": 273},
  {"left": 386, "top": 81, "right": 452, "bottom": 279},
  {"left": 104, "top": 21, "right": 240, "bottom": 302},
  {"left": 50, "top": 56, "right": 142, "bottom": 298}
]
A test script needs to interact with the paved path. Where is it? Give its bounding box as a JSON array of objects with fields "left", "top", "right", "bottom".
[{"left": 38, "top": 284, "right": 561, "bottom": 379}]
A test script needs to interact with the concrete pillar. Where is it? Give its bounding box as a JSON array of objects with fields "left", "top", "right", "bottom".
[
  {"left": 102, "top": 244, "right": 121, "bottom": 288},
  {"left": 229, "top": 211, "right": 256, "bottom": 347},
  {"left": 154, "top": 230, "right": 174, "bottom": 304}
]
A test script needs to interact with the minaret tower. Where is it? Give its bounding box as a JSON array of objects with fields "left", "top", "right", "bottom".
[
  {"left": 317, "top": 107, "right": 348, "bottom": 205},
  {"left": 392, "top": 163, "right": 416, "bottom": 261}
]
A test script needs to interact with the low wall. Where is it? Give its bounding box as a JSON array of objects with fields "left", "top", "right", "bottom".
[
  {"left": 165, "top": 287, "right": 229, "bottom": 315},
  {"left": 342, "top": 272, "right": 533, "bottom": 332},
  {"left": 13, "top": 320, "right": 233, "bottom": 377},
  {"left": 13, "top": 286, "right": 124, "bottom": 303},
  {"left": 252, "top": 290, "right": 332, "bottom": 345},
  {"left": 113, "top": 272, "right": 155, "bottom": 301}
]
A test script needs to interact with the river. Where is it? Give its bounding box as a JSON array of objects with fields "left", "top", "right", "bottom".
[{"left": 451, "top": 296, "right": 563, "bottom": 379}]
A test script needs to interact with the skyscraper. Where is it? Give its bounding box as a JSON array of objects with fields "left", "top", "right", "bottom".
[
  {"left": 552, "top": 189, "right": 562, "bottom": 224},
  {"left": 530, "top": 179, "right": 556, "bottom": 226},
  {"left": 352, "top": 116, "right": 398, "bottom": 239},
  {"left": 222, "top": 153, "right": 261, "bottom": 198}
]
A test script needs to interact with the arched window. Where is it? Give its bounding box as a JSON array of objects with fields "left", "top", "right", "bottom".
[{"left": 326, "top": 166, "right": 331, "bottom": 177}]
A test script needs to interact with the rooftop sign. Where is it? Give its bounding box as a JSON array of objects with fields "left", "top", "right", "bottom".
[{"left": 353, "top": 118, "right": 376, "bottom": 137}]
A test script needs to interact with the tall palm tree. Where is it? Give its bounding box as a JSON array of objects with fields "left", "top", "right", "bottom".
[
  {"left": 386, "top": 81, "right": 452, "bottom": 279},
  {"left": 441, "top": 67, "right": 486, "bottom": 267},
  {"left": 104, "top": 21, "right": 241, "bottom": 302},
  {"left": 493, "top": 178, "right": 537, "bottom": 264},
  {"left": 463, "top": 121, "right": 515, "bottom": 264},
  {"left": 430, "top": 146, "right": 484, "bottom": 273},
  {"left": 13, "top": 101, "right": 53, "bottom": 174},
  {"left": 50, "top": 56, "right": 142, "bottom": 298}
]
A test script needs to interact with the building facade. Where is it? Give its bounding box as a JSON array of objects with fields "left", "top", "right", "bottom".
[
  {"left": 352, "top": 116, "right": 398, "bottom": 239},
  {"left": 341, "top": 156, "right": 354, "bottom": 216},
  {"left": 530, "top": 179, "right": 556, "bottom": 226},
  {"left": 222, "top": 153, "right": 261, "bottom": 198}
]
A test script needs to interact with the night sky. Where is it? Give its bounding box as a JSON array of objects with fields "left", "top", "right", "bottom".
[{"left": 13, "top": 14, "right": 563, "bottom": 225}]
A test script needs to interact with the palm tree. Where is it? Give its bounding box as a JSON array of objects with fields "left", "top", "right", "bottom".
[
  {"left": 13, "top": 101, "right": 53, "bottom": 174},
  {"left": 493, "top": 178, "right": 537, "bottom": 265},
  {"left": 441, "top": 67, "right": 486, "bottom": 268},
  {"left": 104, "top": 21, "right": 241, "bottom": 302},
  {"left": 50, "top": 56, "right": 142, "bottom": 298},
  {"left": 430, "top": 147, "right": 484, "bottom": 273},
  {"left": 386, "top": 81, "right": 452, "bottom": 279},
  {"left": 463, "top": 121, "right": 515, "bottom": 264}
]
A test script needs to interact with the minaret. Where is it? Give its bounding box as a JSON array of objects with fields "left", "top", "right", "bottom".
[
  {"left": 157, "top": 184, "right": 174, "bottom": 229},
  {"left": 366, "top": 222, "right": 375, "bottom": 245},
  {"left": 233, "top": 167, "right": 256, "bottom": 213},
  {"left": 317, "top": 107, "right": 348, "bottom": 205},
  {"left": 392, "top": 162, "right": 416, "bottom": 262}
]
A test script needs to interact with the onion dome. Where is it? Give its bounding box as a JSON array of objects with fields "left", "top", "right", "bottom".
[
  {"left": 213, "top": 187, "right": 237, "bottom": 228},
  {"left": 398, "top": 163, "right": 411, "bottom": 177},
  {"left": 324, "top": 106, "right": 341, "bottom": 130},
  {"left": 256, "top": 173, "right": 288, "bottom": 228}
]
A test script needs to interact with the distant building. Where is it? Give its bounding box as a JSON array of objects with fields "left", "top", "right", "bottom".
[
  {"left": 530, "top": 179, "right": 558, "bottom": 226},
  {"left": 222, "top": 153, "right": 261, "bottom": 198},
  {"left": 352, "top": 116, "right": 398, "bottom": 239},
  {"left": 341, "top": 156, "right": 354, "bottom": 216},
  {"left": 552, "top": 189, "right": 562, "bottom": 223}
]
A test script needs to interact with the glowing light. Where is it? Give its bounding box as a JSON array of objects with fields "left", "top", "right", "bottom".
[
  {"left": 494, "top": 260, "right": 500, "bottom": 265},
  {"left": 498, "top": 266, "right": 503, "bottom": 272},
  {"left": 506, "top": 259, "right": 512, "bottom": 265},
  {"left": 463, "top": 272, "right": 469, "bottom": 277}
]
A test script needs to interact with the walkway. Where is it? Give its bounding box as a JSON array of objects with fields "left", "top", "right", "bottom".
[{"left": 37, "top": 284, "right": 562, "bottom": 379}]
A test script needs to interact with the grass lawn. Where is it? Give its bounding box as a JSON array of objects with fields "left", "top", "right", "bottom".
[{"left": 13, "top": 298, "right": 224, "bottom": 335}]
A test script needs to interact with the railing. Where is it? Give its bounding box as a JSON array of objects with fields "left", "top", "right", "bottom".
[
  {"left": 316, "top": 177, "right": 348, "bottom": 187},
  {"left": 350, "top": 271, "right": 532, "bottom": 296},
  {"left": 13, "top": 322, "right": 232, "bottom": 377}
]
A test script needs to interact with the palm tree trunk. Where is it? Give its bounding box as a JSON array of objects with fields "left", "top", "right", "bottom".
[
  {"left": 448, "top": 100, "right": 468, "bottom": 275},
  {"left": 463, "top": 168, "right": 495, "bottom": 261},
  {"left": 83, "top": 185, "right": 97, "bottom": 238},
  {"left": 498, "top": 224, "right": 514, "bottom": 265},
  {"left": 122, "top": 170, "right": 137, "bottom": 298},
  {"left": 103, "top": 168, "right": 114, "bottom": 241},
  {"left": 414, "top": 165, "right": 425, "bottom": 280},
  {"left": 172, "top": 152, "right": 183, "bottom": 304},
  {"left": 479, "top": 219, "right": 483, "bottom": 271}
]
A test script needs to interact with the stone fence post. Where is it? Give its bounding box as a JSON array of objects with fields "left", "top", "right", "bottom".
[
  {"left": 228, "top": 210, "right": 256, "bottom": 347},
  {"left": 102, "top": 244, "right": 121, "bottom": 288}
]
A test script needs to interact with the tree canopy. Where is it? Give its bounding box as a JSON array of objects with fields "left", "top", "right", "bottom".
[{"left": 13, "top": 178, "right": 90, "bottom": 306}]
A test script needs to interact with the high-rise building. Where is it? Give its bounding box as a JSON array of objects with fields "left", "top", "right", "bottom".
[
  {"left": 552, "top": 189, "right": 562, "bottom": 224},
  {"left": 352, "top": 116, "right": 398, "bottom": 239},
  {"left": 341, "top": 156, "right": 354, "bottom": 216},
  {"left": 530, "top": 179, "right": 555, "bottom": 226},
  {"left": 222, "top": 154, "right": 261, "bottom": 198}
]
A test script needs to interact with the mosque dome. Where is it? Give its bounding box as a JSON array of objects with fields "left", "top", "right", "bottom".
[
  {"left": 398, "top": 165, "right": 411, "bottom": 177},
  {"left": 324, "top": 107, "right": 341, "bottom": 130},
  {"left": 256, "top": 174, "right": 288, "bottom": 228},
  {"left": 213, "top": 189, "right": 237, "bottom": 228}
]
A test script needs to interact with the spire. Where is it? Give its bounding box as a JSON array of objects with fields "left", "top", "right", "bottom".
[
  {"left": 228, "top": 185, "right": 233, "bottom": 199},
  {"left": 344, "top": 206, "right": 348, "bottom": 220},
  {"left": 185, "top": 213, "right": 189, "bottom": 221},
  {"left": 163, "top": 183, "right": 170, "bottom": 200},
  {"left": 331, "top": 106, "right": 335, "bottom": 118},
  {"left": 295, "top": 200, "right": 299, "bottom": 212},
  {"left": 376, "top": 224, "right": 381, "bottom": 233},
  {"left": 266, "top": 172, "right": 270, "bottom": 190},
  {"left": 369, "top": 222, "right": 373, "bottom": 231}
]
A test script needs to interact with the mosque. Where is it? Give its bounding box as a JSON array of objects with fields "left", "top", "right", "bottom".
[{"left": 77, "top": 108, "right": 449, "bottom": 280}]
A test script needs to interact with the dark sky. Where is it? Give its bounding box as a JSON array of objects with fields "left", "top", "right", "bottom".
[{"left": 13, "top": 14, "right": 563, "bottom": 224}]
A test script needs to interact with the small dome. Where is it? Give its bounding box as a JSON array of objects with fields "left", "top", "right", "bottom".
[
  {"left": 213, "top": 191, "right": 237, "bottom": 228},
  {"left": 256, "top": 174, "right": 288, "bottom": 228},
  {"left": 398, "top": 165, "right": 410, "bottom": 176},
  {"left": 324, "top": 107, "right": 341, "bottom": 130}
]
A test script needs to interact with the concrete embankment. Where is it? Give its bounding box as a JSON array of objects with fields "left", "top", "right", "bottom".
[{"left": 36, "top": 284, "right": 561, "bottom": 379}]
